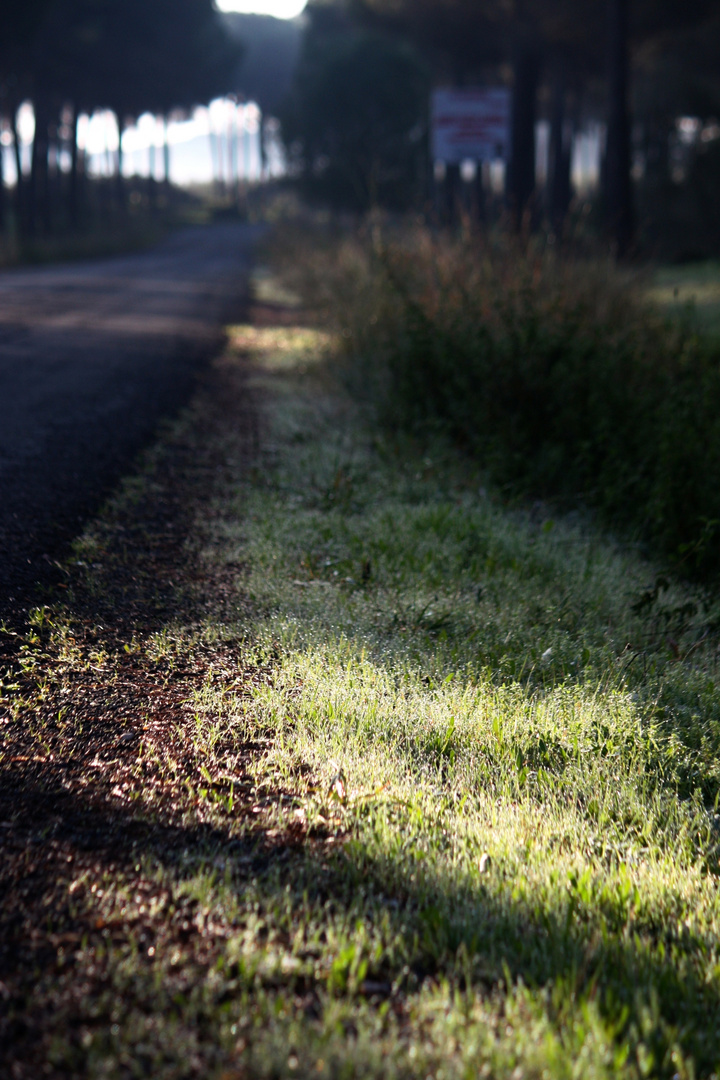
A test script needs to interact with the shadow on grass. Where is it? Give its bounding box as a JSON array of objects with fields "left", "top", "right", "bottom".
[
  {"left": 0, "top": 754, "right": 304, "bottom": 1073},
  {"left": 3, "top": 750, "right": 718, "bottom": 1077}
]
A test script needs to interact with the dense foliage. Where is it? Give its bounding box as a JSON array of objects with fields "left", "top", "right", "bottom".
[
  {"left": 281, "top": 8, "right": 428, "bottom": 210},
  {"left": 306, "top": 226, "right": 720, "bottom": 577}
]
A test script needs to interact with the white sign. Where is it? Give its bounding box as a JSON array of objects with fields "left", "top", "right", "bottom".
[{"left": 431, "top": 88, "right": 511, "bottom": 164}]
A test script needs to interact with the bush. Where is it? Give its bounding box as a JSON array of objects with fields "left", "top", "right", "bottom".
[{"left": 313, "top": 227, "right": 720, "bottom": 579}]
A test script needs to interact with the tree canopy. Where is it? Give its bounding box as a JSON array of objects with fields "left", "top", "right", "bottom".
[
  {"left": 13, "top": 0, "right": 243, "bottom": 120},
  {"left": 0, "top": 0, "right": 244, "bottom": 237},
  {"left": 281, "top": 3, "right": 428, "bottom": 209}
]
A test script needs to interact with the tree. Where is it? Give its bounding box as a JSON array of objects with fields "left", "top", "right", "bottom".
[
  {"left": 605, "top": 0, "right": 632, "bottom": 255},
  {"left": 282, "top": 4, "right": 428, "bottom": 210},
  {"left": 603, "top": 0, "right": 720, "bottom": 255},
  {"left": 354, "top": 0, "right": 720, "bottom": 250},
  {"left": 630, "top": 4, "right": 720, "bottom": 257},
  {"left": 354, "top": 0, "right": 583, "bottom": 223}
]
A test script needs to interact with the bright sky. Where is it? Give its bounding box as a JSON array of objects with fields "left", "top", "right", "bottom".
[{"left": 215, "top": 0, "right": 306, "bottom": 17}]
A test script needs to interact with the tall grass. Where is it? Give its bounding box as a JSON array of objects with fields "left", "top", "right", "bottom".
[{"left": 285, "top": 226, "right": 720, "bottom": 579}]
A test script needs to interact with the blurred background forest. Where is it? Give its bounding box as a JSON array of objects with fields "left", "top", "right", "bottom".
[
  {"left": 2, "top": 0, "right": 720, "bottom": 259},
  {"left": 0, "top": 0, "right": 301, "bottom": 251},
  {"left": 281, "top": 0, "right": 720, "bottom": 262}
]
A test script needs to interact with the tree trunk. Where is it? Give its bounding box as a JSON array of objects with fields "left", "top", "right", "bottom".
[
  {"left": 242, "top": 114, "right": 251, "bottom": 187},
  {"left": 209, "top": 127, "right": 221, "bottom": 195},
  {"left": 233, "top": 107, "right": 241, "bottom": 204},
  {"left": 46, "top": 120, "right": 57, "bottom": 236},
  {"left": 605, "top": 0, "right": 634, "bottom": 257},
  {"left": 69, "top": 105, "right": 80, "bottom": 229},
  {"left": 163, "top": 116, "right": 170, "bottom": 192},
  {"left": 226, "top": 108, "right": 234, "bottom": 193},
  {"left": 29, "top": 96, "right": 51, "bottom": 238},
  {"left": 148, "top": 127, "right": 156, "bottom": 208},
  {"left": 445, "top": 161, "right": 461, "bottom": 226},
  {"left": 507, "top": 46, "right": 538, "bottom": 228},
  {"left": 474, "top": 161, "right": 487, "bottom": 227},
  {"left": 10, "top": 106, "right": 24, "bottom": 236},
  {"left": 258, "top": 108, "right": 266, "bottom": 184},
  {"left": 549, "top": 66, "right": 573, "bottom": 232},
  {"left": 115, "top": 113, "right": 126, "bottom": 214},
  {"left": 0, "top": 116, "right": 6, "bottom": 237}
]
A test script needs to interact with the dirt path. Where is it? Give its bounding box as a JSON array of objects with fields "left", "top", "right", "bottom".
[{"left": 0, "top": 223, "right": 262, "bottom": 619}]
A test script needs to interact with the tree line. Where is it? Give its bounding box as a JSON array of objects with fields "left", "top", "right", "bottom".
[
  {"left": 0, "top": 0, "right": 243, "bottom": 240},
  {"left": 283, "top": 0, "right": 720, "bottom": 258}
]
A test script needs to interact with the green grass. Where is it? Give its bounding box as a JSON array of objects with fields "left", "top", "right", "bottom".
[
  {"left": 197, "top": 327, "right": 720, "bottom": 1077},
  {"left": 648, "top": 262, "right": 720, "bottom": 337},
  {"left": 4, "top": 319, "right": 720, "bottom": 1078}
]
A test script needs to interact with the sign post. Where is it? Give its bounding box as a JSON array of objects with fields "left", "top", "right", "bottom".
[
  {"left": 431, "top": 88, "right": 511, "bottom": 165},
  {"left": 431, "top": 88, "right": 511, "bottom": 222}
]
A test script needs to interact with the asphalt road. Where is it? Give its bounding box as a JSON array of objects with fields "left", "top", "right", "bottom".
[{"left": 0, "top": 222, "right": 260, "bottom": 617}]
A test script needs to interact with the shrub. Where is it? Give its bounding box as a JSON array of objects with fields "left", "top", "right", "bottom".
[{"left": 316, "top": 227, "right": 720, "bottom": 579}]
